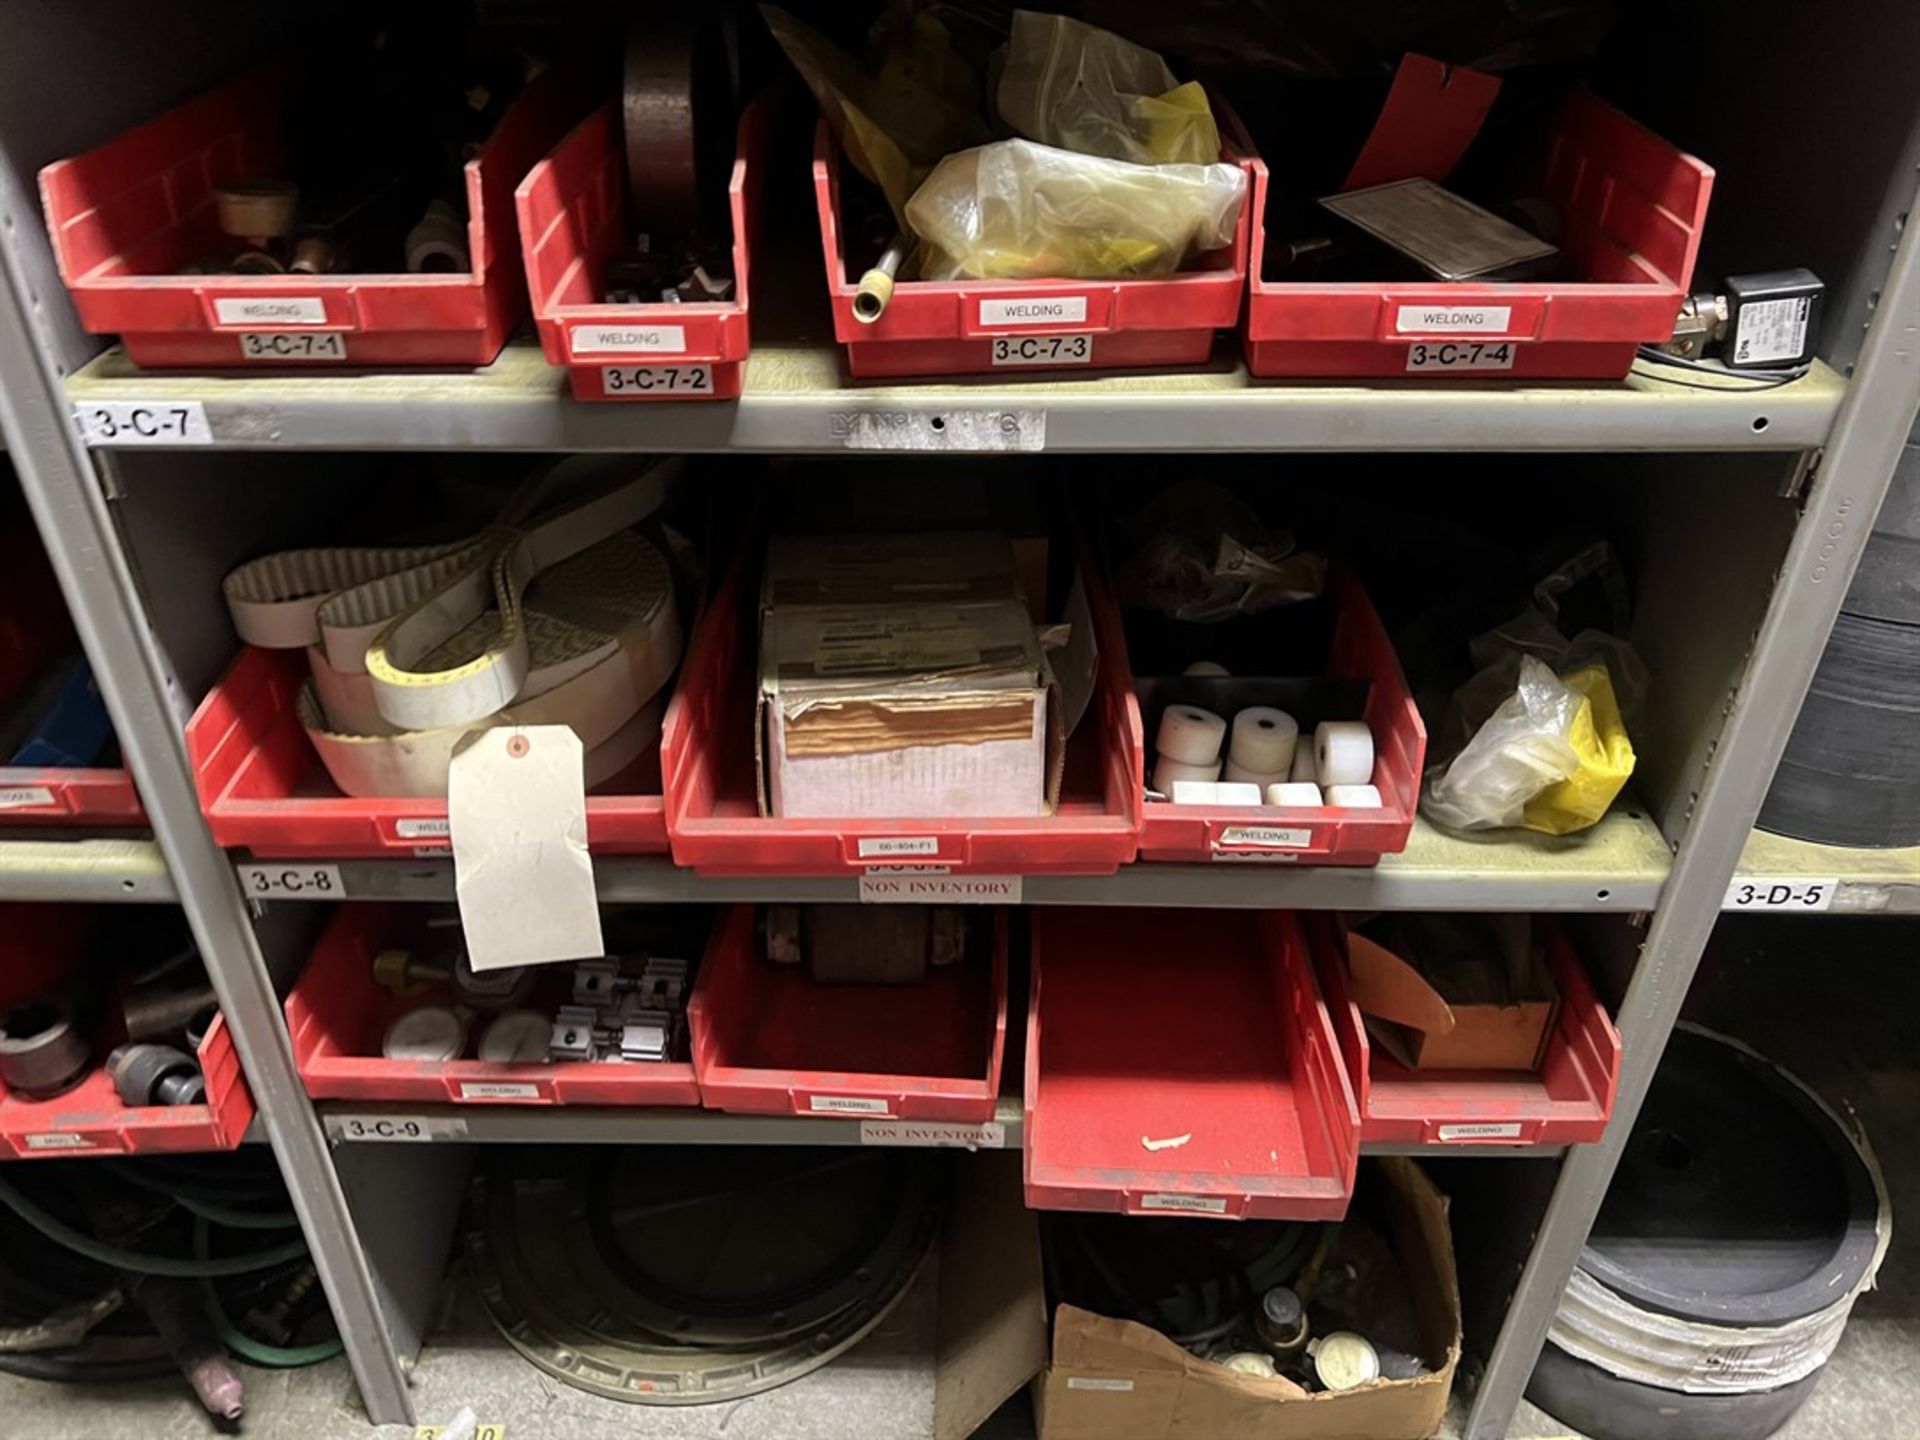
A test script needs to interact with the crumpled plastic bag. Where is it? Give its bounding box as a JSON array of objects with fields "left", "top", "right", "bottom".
[
  {"left": 996, "top": 11, "right": 1221, "bottom": 165},
  {"left": 1422, "top": 626, "right": 1642, "bottom": 835},
  {"left": 907, "top": 139, "right": 1246, "bottom": 280},
  {"left": 1112, "top": 482, "right": 1325, "bottom": 622}
]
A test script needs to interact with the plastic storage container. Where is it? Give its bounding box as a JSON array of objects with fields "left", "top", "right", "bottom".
[
  {"left": 0, "top": 908, "right": 252, "bottom": 1158},
  {"left": 1025, "top": 907, "right": 1359, "bottom": 1220},
  {"left": 0, "top": 546, "right": 140, "bottom": 826},
  {"left": 1313, "top": 917, "right": 1621, "bottom": 1147},
  {"left": 286, "top": 905, "right": 701, "bottom": 1107},
  {"left": 1243, "top": 91, "right": 1713, "bottom": 380},
  {"left": 185, "top": 646, "right": 669, "bottom": 857},
  {"left": 661, "top": 542, "right": 1143, "bottom": 877},
  {"left": 810, "top": 116, "right": 1256, "bottom": 379},
  {"left": 40, "top": 62, "right": 581, "bottom": 369},
  {"left": 517, "top": 97, "right": 765, "bottom": 402},
  {"left": 688, "top": 906, "right": 1007, "bottom": 1122},
  {"left": 1118, "top": 568, "right": 1425, "bottom": 865}
]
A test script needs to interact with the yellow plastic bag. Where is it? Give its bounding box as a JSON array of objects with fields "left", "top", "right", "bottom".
[{"left": 1521, "top": 660, "right": 1636, "bottom": 835}]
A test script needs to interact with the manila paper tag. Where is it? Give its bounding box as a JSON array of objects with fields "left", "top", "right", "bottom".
[{"left": 448, "top": 725, "right": 602, "bottom": 970}]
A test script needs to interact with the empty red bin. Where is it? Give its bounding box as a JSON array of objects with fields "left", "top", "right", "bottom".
[
  {"left": 1244, "top": 91, "right": 1713, "bottom": 380},
  {"left": 185, "top": 646, "right": 669, "bottom": 858},
  {"left": 518, "top": 97, "right": 766, "bottom": 402},
  {"left": 1025, "top": 908, "right": 1359, "bottom": 1221},
  {"left": 1312, "top": 916, "right": 1621, "bottom": 1148},
  {"left": 287, "top": 906, "right": 700, "bottom": 1107},
  {"left": 0, "top": 908, "right": 252, "bottom": 1159},
  {"left": 40, "top": 62, "right": 586, "bottom": 369},
  {"left": 811, "top": 112, "right": 1257, "bottom": 380},
  {"left": 689, "top": 906, "right": 1008, "bottom": 1123}
]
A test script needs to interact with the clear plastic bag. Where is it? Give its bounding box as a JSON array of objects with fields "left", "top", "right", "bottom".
[
  {"left": 996, "top": 11, "right": 1222, "bottom": 165},
  {"left": 1111, "top": 482, "right": 1324, "bottom": 622},
  {"left": 906, "top": 138, "right": 1246, "bottom": 281}
]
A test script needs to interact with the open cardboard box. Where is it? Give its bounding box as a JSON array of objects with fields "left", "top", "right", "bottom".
[
  {"left": 1347, "top": 917, "right": 1560, "bottom": 1072},
  {"left": 1035, "top": 1158, "right": 1460, "bottom": 1440},
  {"left": 935, "top": 1152, "right": 1051, "bottom": 1439}
]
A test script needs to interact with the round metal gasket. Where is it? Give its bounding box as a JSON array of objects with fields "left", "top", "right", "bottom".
[
  {"left": 465, "top": 1149, "right": 937, "bottom": 1404},
  {"left": 622, "top": 12, "right": 734, "bottom": 251}
]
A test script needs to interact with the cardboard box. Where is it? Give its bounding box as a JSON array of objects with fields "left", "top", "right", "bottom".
[
  {"left": 758, "top": 598, "right": 1062, "bottom": 820},
  {"left": 763, "top": 532, "right": 1025, "bottom": 610},
  {"left": 1035, "top": 1158, "right": 1460, "bottom": 1440},
  {"left": 1346, "top": 917, "right": 1560, "bottom": 1072}
]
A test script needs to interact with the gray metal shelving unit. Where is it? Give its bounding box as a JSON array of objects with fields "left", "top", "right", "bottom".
[{"left": 0, "top": 5, "right": 1917, "bottom": 1436}]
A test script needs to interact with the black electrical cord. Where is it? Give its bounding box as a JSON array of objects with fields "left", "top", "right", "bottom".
[{"left": 1633, "top": 346, "right": 1814, "bottom": 390}]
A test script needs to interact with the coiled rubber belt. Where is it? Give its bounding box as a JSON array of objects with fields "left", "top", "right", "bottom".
[{"left": 223, "top": 459, "right": 680, "bottom": 797}]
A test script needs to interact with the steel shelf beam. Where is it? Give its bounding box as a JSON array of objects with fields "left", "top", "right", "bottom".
[
  {"left": 1463, "top": 179, "right": 1920, "bottom": 1439},
  {"left": 65, "top": 340, "right": 1843, "bottom": 454},
  {"left": 251, "top": 807, "right": 1672, "bottom": 911},
  {"left": 0, "top": 837, "right": 174, "bottom": 901}
]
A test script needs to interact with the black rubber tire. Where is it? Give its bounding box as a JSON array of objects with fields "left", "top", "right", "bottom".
[{"left": 1528, "top": 1340, "right": 1824, "bottom": 1440}]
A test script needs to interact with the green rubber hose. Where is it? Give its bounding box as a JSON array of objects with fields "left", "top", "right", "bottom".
[
  {"left": 194, "top": 1219, "right": 343, "bottom": 1368},
  {"left": 0, "top": 1175, "right": 307, "bottom": 1279}
]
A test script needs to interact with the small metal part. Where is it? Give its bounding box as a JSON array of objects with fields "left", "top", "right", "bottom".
[
  {"left": 572, "top": 958, "right": 619, "bottom": 1006},
  {"left": 405, "top": 199, "right": 470, "bottom": 274},
  {"left": 288, "top": 233, "right": 340, "bottom": 275},
  {"left": 623, "top": 12, "right": 731, "bottom": 252},
  {"left": 1308, "top": 1330, "right": 1381, "bottom": 1391},
  {"left": 619, "top": 1018, "right": 668, "bottom": 1062},
  {"left": 854, "top": 235, "right": 910, "bottom": 324},
  {"left": 214, "top": 178, "right": 298, "bottom": 245},
  {"left": 123, "top": 982, "right": 218, "bottom": 1043},
  {"left": 107, "top": 1043, "right": 207, "bottom": 1107},
  {"left": 675, "top": 264, "right": 734, "bottom": 303},
  {"left": 452, "top": 952, "right": 535, "bottom": 1013},
  {"left": 0, "top": 1000, "right": 92, "bottom": 1099},
  {"left": 1659, "top": 290, "right": 1730, "bottom": 357},
  {"left": 550, "top": 1006, "right": 598, "bottom": 1063},
  {"left": 372, "top": 948, "right": 446, "bottom": 996},
  {"left": 1319, "top": 179, "right": 1560, "bottom": 282},
  {"left": 1255, "top": 1285, "right": 1310, "bottom": 1362},
  {"left": 478, "top": 1009, "right": 551, "bottom": 1064},
  {"left": 228, "top": 250, "right": 287, "bottom": 275},
  {"left": 246, "top": 1264, "right": 318, "bottom": 1347},
  {"left": 382, "top": 1005, "right": 468, "bottom": 1063}
]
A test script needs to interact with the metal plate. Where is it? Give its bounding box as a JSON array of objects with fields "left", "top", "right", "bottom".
[
  {"left": 622, "top": 13, "right": 733, "bottom": 250},
  {"left": 466, "top": 1148, "right": 937, "bottom": 1404}
]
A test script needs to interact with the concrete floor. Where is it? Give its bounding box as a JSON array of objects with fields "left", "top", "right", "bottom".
[{"left": 2, "top": 917, "right": 1915, "bottom": 1440}]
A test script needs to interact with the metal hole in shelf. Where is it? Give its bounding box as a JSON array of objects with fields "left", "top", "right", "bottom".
[
  {"left": 1595, "top": 889, "right": 1612, "bottom": 901},
  {"left": 929, "top": 416, "right": 946, "bottom": 431},
  {"left": 1752, "top": 416, "right": 1770, "bottom": 432},
  {"left": 1626, "top": 810, "right": 1643, "bottom": 821}
]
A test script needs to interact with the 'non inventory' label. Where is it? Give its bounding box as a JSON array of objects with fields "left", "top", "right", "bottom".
[
  {"left": 980, "top": 296, "right": 1088, "bottom": 327},
  {"left": 1218, "top": 825, "right": 1312, "bottom": 850},
  {"left": 214, "top": 295, "right": 327, "bottom": 325},
  {"left": 1395, "top": 304, "right": 1512, "bottom": 334},
  {"left": 572, "top": 323, "right": 687, "bottom": 355},
  {"left": 0, "top": 786, "right": 55, "bottom": 811},
  {"left": 1139, "top": 1193, "right": 1229, "bottom": 1215},
  {"left": 809, "top": 1095, "right": 892, "bottom": 1115},
  {"left": 859, "top": 873, "right": 1022, "bottom": 904},
  {"left": 857, "top": 836, "right": 940, "bottom": 859},
  {"left": 860, "top": 1120, "right": 1007, "bottom": 1149},
  {"left": 1436, "top": 1122, "right": 1526, "bottom": 1142}
]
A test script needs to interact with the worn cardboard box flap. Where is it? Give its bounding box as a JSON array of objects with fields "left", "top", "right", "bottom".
[
  {"left": 1038, "top": 1158, "right": 1460, "bottom": 1440},
  {"left": 765, "top": 531, "right": 1024, "bottom": 609},
  {"left": 936, "top": 1154, "right": 1049, "bottom": 1440},
  {"left": 1347, "top": 934, "right": 1458, "bottom": 1036},
  {"left": 1346, "top": 920, "right": 1559, "bottom": 1072}
]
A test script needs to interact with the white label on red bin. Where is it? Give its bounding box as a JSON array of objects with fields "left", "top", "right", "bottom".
[
  {"left": 992, "top": 335, "right": 1091, "bottom": 366},
  {"left": 861, "top": 1120, "right": 1008, "bottom": 1149},
  {"left": 602, "top": 364, "right": 712, "bottom": 396},
  {"left": 0, "top": 786, "right": 55, "bottom": 810},
  {"left": 327, "top": 1115, "right": 471, "bottom": 1142},
  {"left": 396, "top": 818, "right": 452, "bottom": 840},
  {"left": 459, "top": 1082, "right": 540, "bottom": 1100},
  {"left": 1725, "top": 877, "right": 1837, "bottom": 911},
  {"left": 1395, "top": 305, "right": 1512, "bottom": 334},
  {"left": 237, "top": 864, "right": 343, "bottom": 899},
  {"left": 23, "top": 1133, "right": 93, "bottom": 1151},
  {"left": 573, "top": 323, "right": 687, "bottom": 355},
  {"left": 1436, "top": 1122, "right": 1526, "bottom": 1141},
  {"left": 240, "top": 332, "right": 345, "bottom": 361},
  {"left": 74, "top": 401, "right": 212, "bottom": 446},
  {"left": 809, "top": 1096, "right": 892, "bottom": 1115},
  {"left": 858, "top": 837, "right": 941, "bottom": 859},
  {"left": 1218, "top": 825, "right": 1312, "bottom": 850},
  {"left": 859, "top": 873, "right": 1022, "bottom": 904},
  {"left": 980, "top": 296, "right": 1088, "bottom": 327},
  {"left": 214, "top": 296, "right": 326, "bottom": 325},
  {"left": 1139, "top": 1193, "right": 1229, "bottom": 1215},
  {"left": 1405, "top": 340, "right": 1516, "bottom": 372}
]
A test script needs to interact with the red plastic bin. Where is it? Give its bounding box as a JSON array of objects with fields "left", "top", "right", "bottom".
[
  {"left": 1025, "top": 908, "right": 1359, "bottom": 1220},
  {"left": 688, "top": 906, "right": 1007, "bottom": 1122},
  {"left": 1312, "top": 916, "right": 1621, "bottom": 1148},
  {"left": 661, "top": 542, "right": 1143, "bottom": 876},
  {"left": 0, "top": 908, "right": 253, "bottom": 1159},
  {"left": 518, "top": 97, "right": 766, "bottom": 402},
  {"left": 286, "top": 905, "right": 700, "bottom": 1107},
  {"left": 1118, "top": 568, "right": 1426, "bottom": 865},
  {"left": 186, "top": 646, "right": 669, "bottom": 858},
  {"left": 39, "top": 63, "right": 583, "bottom": 369},
  {"left": 811, "top": 115, "right": 1256, "bottom": 379},
  {"left": 1244, "top": 91, "right": 1713, "bottom": 380}
]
